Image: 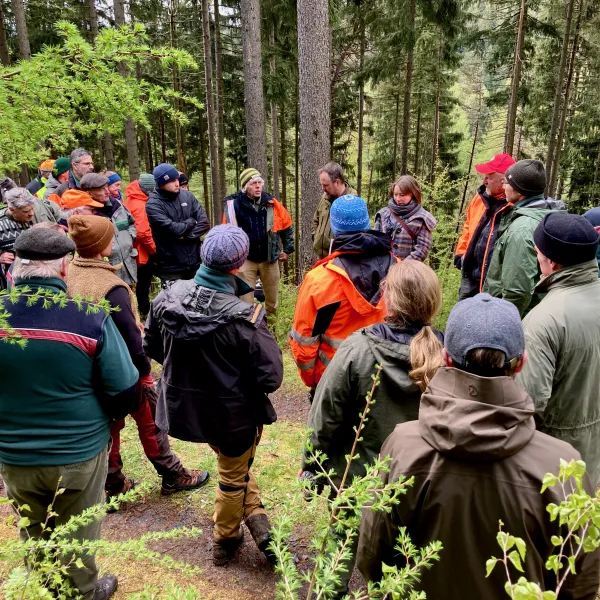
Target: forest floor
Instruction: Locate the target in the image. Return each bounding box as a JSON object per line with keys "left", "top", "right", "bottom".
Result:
{"left": 0, "top": 350, "right": 365, "bottom": 599}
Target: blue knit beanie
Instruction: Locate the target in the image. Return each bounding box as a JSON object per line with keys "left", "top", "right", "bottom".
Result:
{"left": 330, "top": 194, "right": 370, "bottom": 235}
{"left": 153, "top": 163, "right": 180, "bottom": 187}
{"left": 201, "top": 224, "right": 250, "bottom": 272}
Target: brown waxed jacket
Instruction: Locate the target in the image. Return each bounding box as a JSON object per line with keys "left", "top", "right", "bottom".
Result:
{"left": 357, "top": 367, "right": 600, "bottom": 600}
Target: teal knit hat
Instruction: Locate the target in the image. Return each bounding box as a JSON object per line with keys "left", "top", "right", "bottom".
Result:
{"left": 138, "top": 173, "right": 155, "bottom": 193}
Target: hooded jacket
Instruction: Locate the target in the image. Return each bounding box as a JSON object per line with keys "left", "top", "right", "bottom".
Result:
{"left": 125, "top": 180, "right": 156, "bottom": 266}
{"left": 290, "top": 230, "right": 396, "bottom": 389}
{"left": 146, "top": 188, "right": 210, "bottom": 276}
{"left": 518, "top": 259, "right": 600, "bottom": 487}
{"left": 357, "top": 367, "right": 599, "bottom": 600}
{"left": 303, "top": 323, "right": 442, "bottom": 486}
{"left": 42, "top": 173, "right": 62, "bottom": 202}
{"left": 483, "top": 195, "right": 566, "bottom": 315}
{"left": 143, "top": 267, "right": 283, "bottom": 445}
{"left": 312, "top": 183, "right": 357, "bottom": 260}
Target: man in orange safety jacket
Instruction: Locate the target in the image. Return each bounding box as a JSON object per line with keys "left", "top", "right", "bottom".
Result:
{"left": 290, "top": 195, "right": 396, "bottom": 397}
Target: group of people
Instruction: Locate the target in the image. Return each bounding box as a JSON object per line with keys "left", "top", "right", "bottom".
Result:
{"left": 0, "top": 148, "right": 599, "bottom": 600}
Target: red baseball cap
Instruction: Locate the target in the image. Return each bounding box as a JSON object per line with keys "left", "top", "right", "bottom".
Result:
{"left": 474, "top": 153, "right": 516, "bottom": 175}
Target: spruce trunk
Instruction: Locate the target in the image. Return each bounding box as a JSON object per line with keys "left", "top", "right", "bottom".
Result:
{"left": 10, "top": 0, "right": 30, "bottom": 59}
{"left": 213, "top": 0, "right": 227, "bottom": 196}
{"left": 400, "top": 0, "right": 415, "bottom": 175}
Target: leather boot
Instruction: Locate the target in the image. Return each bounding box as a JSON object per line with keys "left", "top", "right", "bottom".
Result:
{"left": 246, "top": 514, "right": 276, "bottom": 564}
{"left": 212, "top": 527, "right": 244, "bottom": 566}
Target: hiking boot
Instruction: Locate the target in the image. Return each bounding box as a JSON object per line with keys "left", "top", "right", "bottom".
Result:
{"left": 246, "top": 514, "right": 276, "bottom": 564}
{"left": 213, "top": 527, "right": 244, "bottom": 566}
{"left": 105, "top": 478, "right": 136, "bottom": 513}
{"left": 161, "top": 469, "right": 210, "bottom": 496}
{"left": 92, "top": 574, "right": 118, "bottom": 600}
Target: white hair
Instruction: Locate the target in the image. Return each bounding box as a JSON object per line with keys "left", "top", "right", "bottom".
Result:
{"left": 12, "top": 256, "right": 66, "bottom": 279}
{"left": 5, "top": 188, "right": 35, "bottom": 210}
{"left": 242, "top": 176, "right": 265, "bottom": 193}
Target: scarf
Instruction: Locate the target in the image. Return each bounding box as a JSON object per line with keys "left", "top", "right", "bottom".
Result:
{"left": 388, "top": 198, "right": 420, "bottom": 219}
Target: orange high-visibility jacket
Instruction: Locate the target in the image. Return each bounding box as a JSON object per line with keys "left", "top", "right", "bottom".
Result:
{"left": 290, "top": 251, "right": 397, "bottom": 389}
{"left": 455, "top": 192, "right": 486, "bottom": 258}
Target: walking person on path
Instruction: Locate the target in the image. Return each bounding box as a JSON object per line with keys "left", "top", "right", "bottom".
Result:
{"left": 144, "top": 224, "right": 283, "bottom": 566}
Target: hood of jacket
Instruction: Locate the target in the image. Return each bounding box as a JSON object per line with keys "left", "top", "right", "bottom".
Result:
{"left": 153, "top": 277, "right": 258, "bottom": 339}
{"left": 535, "top": 258, "right": 599, "bottom": 293}
{"left": 125, "top": 180, "right": 149, "bottom": 204}
{"left": 512, "top": 195, "right": 566, "bottom": 221}
{"left": 419, "top": 367, "right": 536, "bottom": 461}
{"left": 331, "top": 229, "right": 391, "bottom": 256}
{"left": 44, "top": 174, "right": 61, "bottom": 196}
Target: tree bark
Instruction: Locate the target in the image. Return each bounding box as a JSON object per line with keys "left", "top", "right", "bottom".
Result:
{"left": 143, "top": 128, "right": 153, "bottom": 173}
{"left": 159, "top": 112, "right": 167, "bottom": 163}
{"left": 104, "top": 131, "right": 116, "bottom": 170}
{"left": 200, "top": 0, "right": 222, "bottom": 223}
{"left": 88, "top": 0, "right": 99, "bottom": 40}
{"left": 213, "top": 0, "right": 227, "bottom": 196}
{"left": 269, "top": 25, "right": 280, "bottom": 198}
{"left": 198, "top": 109, "right": 211, "bottom": 221}
{"left": 0, "top": 4, "right": 10, "bottom": 65}
{"left": 280, "top": 103, "right": 287, "bottom": 208}
{"left": 169, "top": 0, "right": 186, "bottom": 174}
{"left": 504, "top": 0, "right": 526, "bottom": 156}
{"left": 414, "top": 101, "right": 421, "bottom": 175}
{"left": 400, "top": 0, "right": 415, "bottom": 175}
{"left": 241, "top": 0, "right": 268, "bottom": 178}
{"left": 392, "top": 91, "right": 400, "bottom": 178}
{"left": 10, "top": 0, "right": 30, "bottom": 59}
{"left": 356, "top": 14, "right": 365, "bottom": 195}
{"left": 294, "top": 77, "right": 300, "bottom": 281}
{"left": 548, "top": 0, "right": 579, "bottom": 197}
{"left": 429, "top": 41, "right": 443, "bottom": 183}
{"left": 297, "top": 0, "right": 331, "bottom": 272}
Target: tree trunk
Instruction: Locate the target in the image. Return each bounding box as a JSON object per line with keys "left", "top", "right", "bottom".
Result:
{"left": 280, "top": 103, "right": 287, "bottom": 207}
{"left": 159, "top": 112, "right": 167, "bottom": 163}
{"left": 269, "top": 26, "right": 280, "bottom": 198}
{"left": 429, "top": 42, "right": 442, "bottom": 183}
{"left": 504, "top": 0, "right": 526, "bottom": 156}
{"left": 392, "top": 91, "right": 400, "bottom": 178}
{"left": 169, "top": 0, "right": 186, "bottom": 173}
{"left": 294, "top": 78, "right": 300, "bottom": 281}
{"left": 10, "top": 0, "right": 30, "bottom": 59}
{"left": 297, "top": 0, "right": 331, "bottom": 273}
{"left": 0, "top": 4, "right": 10, "bottom": 65}
{"left": 198, "top": 109, "right": 211, "bottom": 220}
{"left": 549, "top": 0, "right": 580, "bottom": 197}
{"left": 367, "top": 163, "right": 373, "bottom": 206}
{"left": 400, "top": 0, "right": 415, "bottom": 175}
{"left": 545, "top": 0, "right": 575, "bottom": 191}
{"left": 455, "top": 115, "right": 479, "bottom": 241}
{"left": 240, "top": 0, "right": 268, "bottom": 178}
{"left": 413, "top": 101, "right": 421, "bottom": 175}
{"left": 213, "top": 0, "right": 227, "bottom": 196}
{"left": 88, "top": 0, "right": 99, "bottom": 40}
{"left": 356, "top": 14, "right": 365, "bottom": 195}
{"left": 200, "top": 0, "right": 222, "bottom": 223}
{"left": 591, "top": 145, "right": 600, "bottom": 203}
{"left": 142, "top": 128, "right": 153, "bottom": 173}
{"left": 104, "top": 132, "right": 116, "bottom": 170}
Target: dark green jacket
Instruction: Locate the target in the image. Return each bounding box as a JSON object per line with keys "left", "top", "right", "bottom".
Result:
{"left": 483, "top": 195, "right": 566, "bottom": 316}
{"left": 517, "top": 259, "right": 600, "bottom": 486}
{"left": 303, "top": 323, "right": 441, "bottom": 487}
{"left": 0, "top": 278, "right": 138, "bottom": 466}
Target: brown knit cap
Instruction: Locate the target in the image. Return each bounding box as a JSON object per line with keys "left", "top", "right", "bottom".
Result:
{"left": 68, "top": 215, "right": 114, "bottom": 258}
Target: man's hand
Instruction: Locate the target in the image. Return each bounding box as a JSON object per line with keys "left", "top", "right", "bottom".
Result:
{"left": 183, "top": 217, "right": 197, "bottom": 233}
{"left": 278, "top": 251, "right": 288, "bottom": 262}
{"left": 0, "top": 252, "right": 14, "bottom": 265}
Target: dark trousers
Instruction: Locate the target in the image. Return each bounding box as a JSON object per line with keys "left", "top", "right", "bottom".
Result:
{"left": 458, "top": 274, "right": 480, "bottom": 301}
{"left": 136, "top": 261, "right": 154, "bottom": 318}
{"left": 106, "top": 385, "right": 183, "bottom": 493}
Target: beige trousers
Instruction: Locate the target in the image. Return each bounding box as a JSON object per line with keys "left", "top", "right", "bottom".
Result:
{"left": 238, "top": 259, "right": 281, "bottom": 316}
{"left": 210, "top": 429, "right": 266, "bottom": 541}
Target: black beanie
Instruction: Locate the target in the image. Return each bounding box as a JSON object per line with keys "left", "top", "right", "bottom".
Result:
{"left": 534, "top": 213, "right": 599, "bottom": 267}
{"left": 505, "top": 159, "right": 546, "bottom": 197}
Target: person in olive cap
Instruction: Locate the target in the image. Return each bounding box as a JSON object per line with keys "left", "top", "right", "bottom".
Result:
{"left": 517, "top": 212, "right": 600, "bottom": 487}
{"left": 357, "top": 293, "right": 599, "bottom": 600}
{"left": 146, "top": 163, "right": 210, "bottom": 284}
{"left": 144, "top": 224, "right": 283, "bottom": 567}
{"left": 483, "top": 159, "right": 566, "bottom": 316}
{"left": 0, "top": 227, "right": 139, "bottom": 600}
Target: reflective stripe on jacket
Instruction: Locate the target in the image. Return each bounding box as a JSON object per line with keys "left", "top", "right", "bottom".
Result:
{"left": 290, "top": 232, "right": 397, "bottom": 388}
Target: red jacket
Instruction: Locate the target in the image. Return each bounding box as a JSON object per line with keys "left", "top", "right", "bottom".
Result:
{"left": 125, "top": 180, "right": 156, "bottom": 266}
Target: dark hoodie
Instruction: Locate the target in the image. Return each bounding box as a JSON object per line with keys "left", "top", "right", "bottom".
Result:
{"left": 143, "top": 266, "right": 283, "bottom": 446}
{"left": 357, "top": 367, "right": 599, "bottom": 600}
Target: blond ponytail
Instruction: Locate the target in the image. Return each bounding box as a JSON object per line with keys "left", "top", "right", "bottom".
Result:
{"left": 383, "top": 260, "right": 444, "bottom": 391}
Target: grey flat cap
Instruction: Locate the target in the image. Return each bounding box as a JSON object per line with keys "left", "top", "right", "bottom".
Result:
{"left": 14, "top": 228, "right": 75, "bottom": 260}
{"left": 80, "top": 173, "right": 109, "bottom": 190}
